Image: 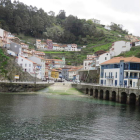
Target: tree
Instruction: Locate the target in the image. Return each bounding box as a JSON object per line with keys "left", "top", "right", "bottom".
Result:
{"left": 14, "top": 15, "right": 23, "bottom": 34}
{"left": 57, "top": 10, "right": 66, "bottom": 19}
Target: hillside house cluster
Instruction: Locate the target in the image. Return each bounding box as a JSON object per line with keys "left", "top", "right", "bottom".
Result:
{"left": 61, "top": 66, "right": 83, "bottom": 81}
{"left": 36, "top": 39, "right": 81, "bottom": 51}
{"left": 83, "top": 41, "right": 131, "bottom": 71}
{"left": 0, "top": 28, "right": 68, "bottom": 81}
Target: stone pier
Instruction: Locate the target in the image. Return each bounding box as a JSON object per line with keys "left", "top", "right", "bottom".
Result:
{"left": 72, "top": 84, "right": 140, "bottom": 106}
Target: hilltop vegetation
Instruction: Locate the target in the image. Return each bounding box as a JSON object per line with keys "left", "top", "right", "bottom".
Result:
{"left": 0, "top": 0, "right": 131, "bottom": 65}
{"left": 0, "top": 0, "right": 128, "bottom": 46}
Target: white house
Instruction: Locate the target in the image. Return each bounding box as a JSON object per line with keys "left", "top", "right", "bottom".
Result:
{"left": 67, "top": 44, "right": 72, "bottom": 51}
{"left": 36, "top": 39, "right": 42, "bottom": 49}
{"left": 68, "top": 66, "right": 83, "bottom": 80}
{"left": 28, "top": 56, "right": 46, "bottom": 80}
{"left": 95, "top": 52, "right": 111, "bottom": 67}
{"left": 53, "top": 44, "right": 59, "bottom": 50}
{"left": 135, "top": 41, "right": 140, "bottom": 46}
{"left": 100, "top": 56, "right": 140, "bottom": 88}
{"left": 104, "top": 25, "right": 111, "bottom": 30}
{"left": 109, "top": 41, "right": 131, "bottom": 58}
{"left": 21, "top": 43, "right": 29, "bottom": 49}
{"left": 16, "top": 56, "right": 37, "bottom": 77}
{"left": 83, "top": 59, "right": 95, "bottom": 70}
{"left": 91, "top": 19, "right": 100, "bottom": 24}
{"left": 7, "top": 50, "right": 16, "bottom": 56}
{"left": 71, "top": 44, "right": 77, "bottom": 51}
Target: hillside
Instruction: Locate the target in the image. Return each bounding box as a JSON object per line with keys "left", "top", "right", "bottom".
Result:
{"left": 0, "top": 0, "right": 128, "bottom": 45}
{"left": 0, "top": 0, "right": 131, "bottom": 65}
{"left": 0, "top": 47, "right": 41, "bottom": 81}
{"left": 118, "top": 46, "right": 140, "bottom": 58}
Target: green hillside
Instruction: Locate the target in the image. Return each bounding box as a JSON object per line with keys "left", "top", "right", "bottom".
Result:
{"left": 0, "top": 0, "right": 130, "bottom": 65}
{"left": 119, "top": 46, "right": 140, "bottom": 58}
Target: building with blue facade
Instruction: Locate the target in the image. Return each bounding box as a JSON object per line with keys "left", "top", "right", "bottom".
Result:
{"left": 100, "top": 57, "right": 140, "bottom": 88}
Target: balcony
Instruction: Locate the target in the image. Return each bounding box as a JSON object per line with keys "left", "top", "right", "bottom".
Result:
{"left": 106, "top": 76, "right": 114, "bottom": 79}
{"left": 124, "top": 76, "right": 139, "bottom": 79}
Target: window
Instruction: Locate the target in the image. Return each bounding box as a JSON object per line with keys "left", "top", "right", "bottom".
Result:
{"left": 116, "top": 72, "right": 117, "bottom": 78}
{"left": 105, "top": 57, "right": 107, "bottom": 60}
{"left": 25, "top": 64, "right": 27, "bottom": 67}
{"left": 21, "top": 59, "right": 23, "bottom": 61}
{"left": 29, "top": 64, "right": 31, "bottom": 67}
{"left": 105, "top": 72, "right": 106, "bottom": 78}
{"left": 122, "top": 46, "right": 126, "bottom": 48}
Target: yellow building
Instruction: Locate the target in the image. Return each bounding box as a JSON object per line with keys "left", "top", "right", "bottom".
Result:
{"left": 51, "top": 69, "right": 59, "bottom": 79}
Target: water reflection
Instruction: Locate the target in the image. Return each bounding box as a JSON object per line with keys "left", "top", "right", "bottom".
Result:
{"left": 0, "top": 94, "right": 140, "bottom": 140}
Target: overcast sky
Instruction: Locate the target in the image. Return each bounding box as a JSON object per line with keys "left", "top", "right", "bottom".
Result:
{"left": 12, "top": 0, "right": 140, "bottom": 36}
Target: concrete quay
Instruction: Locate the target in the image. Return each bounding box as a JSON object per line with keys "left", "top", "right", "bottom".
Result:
{"left": 72, "top": 83, "right": 140, "bottom": 105}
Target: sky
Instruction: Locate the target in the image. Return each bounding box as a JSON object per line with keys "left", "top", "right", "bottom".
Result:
{"left": 12, "top": 0, "right": 140, "bottom": 36}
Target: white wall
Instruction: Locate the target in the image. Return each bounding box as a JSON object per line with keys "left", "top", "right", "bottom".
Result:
{"left": 83, "top": 60, "right": 93, "bottom": 70}
{"left": 100, "top": 68, "right": 120, "bottom": 86}
{"left": 104, "top": 26, "right": 111, "bottom": 30}
{"left": 17, "top": 56, "right": 34, "bottom": 74}
{"left": 135, "top": 42, "right": 140, "bottom": 46}
{"left": 0, "top": 28, "right": 4, "bottom": 39}
{"left": 28, "top": 56, "right": 45, "bottom": 79}
{"left": 7, "top": 50, "right": 16, "bottom": 56}
{"left": 96, "top": 53, "right": 111, "bottom": 67}
{"left": 110, "top": 41, "right": 131, "bottom": 57}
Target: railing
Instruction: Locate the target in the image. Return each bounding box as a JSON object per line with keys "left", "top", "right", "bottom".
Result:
{"left": 124, "top": 76, "right": 139, "bottom": 79}
{"left": 106, "top": 76, "right": 114, "bottom": 79}
{"left": 0, "top": 80, "right": 54, "bottom": 84}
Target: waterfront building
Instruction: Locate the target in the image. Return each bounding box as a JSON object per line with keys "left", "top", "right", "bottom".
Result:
{"left": 51, "top": 69, "right": 59, "bottom": 79}
{"left": 28, "top": 56, "right": 46, "bottom": 80}
{"left": 100, "top": 56, "right": 140, "bottom": 88}
{"left": 16, "top": 56, "right": 42, "bottom": 79}
{"left": 68, "top": 66, "right": 83, "bottom": 81}
{"left": 62, "top": 66, "right": 73, "bottom": 80}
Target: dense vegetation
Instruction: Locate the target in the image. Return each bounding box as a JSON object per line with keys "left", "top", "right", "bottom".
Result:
{"left": 119, "top": 46, "right": 140, "bottom": 58}
{"left": 0, "top": 48, "right": 9, "bottom": 78}
{"left": 0, "top": 0, "right": 128, "bottom": 45}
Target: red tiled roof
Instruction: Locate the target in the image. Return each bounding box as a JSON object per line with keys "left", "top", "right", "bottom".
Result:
{"left": 101, "top": 56, "right": 140, "bottom": 65}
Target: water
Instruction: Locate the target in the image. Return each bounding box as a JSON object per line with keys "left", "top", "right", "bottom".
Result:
{"left": 0, "top": 92, "right": 140, "bottom": 140}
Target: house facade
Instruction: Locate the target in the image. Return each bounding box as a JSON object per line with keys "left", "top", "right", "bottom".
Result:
{"left": 46, "top": 39, "right": 53, "bottom": 50}
{"left": 104, "top": 25, "right": 111, "bottom": 30}
{"left": 95, "top": 52, "right": 111, "bottom": 67}
{"left": 109, "top": 41, "right": 131, "bottom": 58}
{"left": 100, "top": 57, "right": 140, "bottom": 88}
{"left": 135, "top": 41, "right": 140, "bottom": 46}
{"left": 28, "top": 56, "right": 46, "bottom": 80}
{"left": 68, "top": 66, "right": 83, "bottom": 80}
{"left": 62, "top": 67, "right": 71, "bottom": 80}
{"left": 6, "top": 42, "right": 22, "bottom": 56}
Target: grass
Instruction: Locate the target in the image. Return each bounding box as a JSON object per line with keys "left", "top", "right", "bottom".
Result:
{"left": 118, "top": 46, "right": 140, "bottom": 57}
{"left": 93, "top": 43, "right": 112, "bottom": 52}
{"left": 44, "top": 51, "right": 66, "bottom": 54}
